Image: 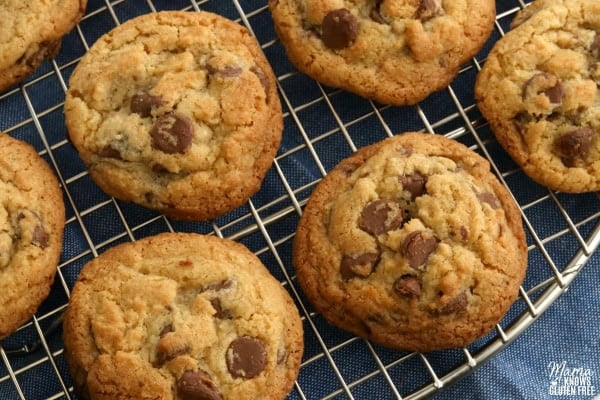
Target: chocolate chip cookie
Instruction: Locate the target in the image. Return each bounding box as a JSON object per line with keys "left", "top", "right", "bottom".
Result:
{"left": 0, "top": 0, "right": 87, "bottom": 92}
{"left": 269, "top": 0, "right": 495, "bottom": 105}
{"left": 293, "top": 132, "right": 527, "bottom": 351}
{"left": 475, "top": 0, "right": 600, "bottom": 192}
{"left": 65, "top": 11, "right": 282, "bottom": 220}
{"left": 62, "top": 232, "right": 303, "bottom": 400}
{"left": 0, "top": 133, "right": 65, "bottom": 339}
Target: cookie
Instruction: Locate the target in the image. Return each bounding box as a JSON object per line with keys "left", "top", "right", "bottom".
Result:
{"left": 0, "top": 133, "right": 65, "bottom": 339}
{"left": 268, "top": 0, "right": 495, "bottom": 105}
{"left": 65, "top": 11, "right": 283, "bottom": 220}
{"left": 293, "top": 132, "right": 527, "bottom": 351}
{"left": 62, "top": 232, "right": 303, "bottom": 400}
{"left": 475, "top": 0, "right": 600, "bottom": 192}
{"left": 0, "top": 0, "right": 87, "bottom": 92}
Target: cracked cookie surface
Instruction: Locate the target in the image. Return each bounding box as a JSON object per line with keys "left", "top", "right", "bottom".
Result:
{"left": 65, "top": 11, "right": 282, "bottom": 220}
{"left": 475, "top": 0, "right": 600, "bottom": 192}
{"left": 62, "top": 232, "right": 303, "bottom": 400}
{"left": 293, "top": 132, "right": 527, "bottom": 351}
{"left": 0, "top": 133, "right": 65, "bottom": 339}
{"left": 269, "top": 0, "right": 495, "bottom": 105}
{"left": 0, "top": 0, "right": 86, "bottom": 92}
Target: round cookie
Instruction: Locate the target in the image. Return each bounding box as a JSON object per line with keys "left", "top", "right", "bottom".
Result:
{"left": 62, "top": 232, "right": 303, "bottom": 400}
{"left": 268, "top": 0, "right": 495, "bottom": 105}
{"left": 65, "top": 11, "right": 283, "bottom": 220}
{"left": 0, "top": 0, "right": 87, "bottom": 92}
{"left": 475, "top": 0, "right": 600, "bottom": 192}
{"left": 0, "top": 133, "right": 65, "bottom": 339}
{"left": 293, "top": 132, "right": 527, "bottom": 351}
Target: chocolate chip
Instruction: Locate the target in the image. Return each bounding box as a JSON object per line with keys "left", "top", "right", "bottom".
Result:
{"left": 393, "top": 275, "right": 422, "bottom": 297}
{"left": 402, "top": 231, "right": 438, "bottom": 269}
{"left": 369, "top": 1, "right": 386, "bottom": 24}
{"left": 554, "top": 128, "right": 594, "bottom": 166}
{"left": 591, "top": 33, "right": 600, "bottom": 57}
{"left": 159, "top": 324, "right": 173, "bottom": 337}
{"left": 210, "top": 298, "right": 232, "bottom": 319}
{"left": 399, "top": 172, "right": 427, "bottom": 199}
{"left": 522, "top": 73, "right": 564, "bottom": 104}
{"left": 226, "top": 336, "right": 267, "bottom": 379}
{"left": 459, "top": 226, "right": 468, "bottom": 240}
{"left": 438, "top": 291, "right": 468, "bottom": 314}
{"left": 513, "top": 111, "right": 533, "bottom": 134}
{"left": 359, "top": 199, "right": 404, "bottom": 236}
{"left": 202, "top": 279, "right": 234, "bottom": 292}
{"left": 156, "top": 342, "right": 191, "bottom": 366}
{"left": 321, "top": 9, "right": 359, "bottom": 50}
{"left": 98, "top": 145, "right": 122, "bottom": 159}
{"left": 416, "top": 0, "right": 443, "bottom": 20}
{"left": 150, "top": 112, "right": 194, "bottom": 154}
{"left": 340, "top": 252, "right": 379, "bottom": 280}
{"left": 250, "top": 66, "right": 271, "bottom": 102}
{"left": 476, "top": 192, "right": 501, "bottom": 210}
{"left": 207, "top": 64, "right": 243, "bottom": 78}
{"left": 177, "top": 370, "right": 222, "bottom": 400}
{"left": 32, "top": 224, "right": 49, "bottom": 249}
{"left": 130, "top": 92, "right": 163, "bottom": 118}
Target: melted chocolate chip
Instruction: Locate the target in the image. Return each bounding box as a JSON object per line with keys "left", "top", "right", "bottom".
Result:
{"left": 156, "top": 342, "right": 191, "bottom": 366}
{"left": 150, "top": 112, "right": 194, "bottom": 154}
{"left": 591, "top": 33, "right": 600, "bottom": 57}
{"left": 476, "top": 192, "right": 501, "bottom": 210}
{"left": 226, "top": 336, "right": 267, "bottom": 379}
{"left": 359, "top": 199, "right": 404, "bottom": 236}
{"left": 321, "top": 9, "right": 359, "bottom": 50}
{"left": 98, "top": 145, "right": 122, "bottom": 159}
{"left": 177, "top": 370, "right": 222, "bottom": 400}
{"left": 402, "top": 231, "right": 438, "bottom": 269}
{"left": 393, "top": 275, "right": 422, "bottom": 297}
{"left": 130, "top": 92, "right": 163, "bottom": 118}
{"left": 554, "top": 128, "right": 594, "bottom": 166}
{"left": 207, "top": 64, "right": 243, "bottom": 78}
{"left": 32, "top": 224, "right": 49, "bottom": 249}
{"left": 416, "top": 0, "right": 443, "bottom": 20}
{"left": 369, "top": 1, "right": 386, "bottom": 24}
{"left": 202, "top": 279, "right": 234, "bottom": 292}
{"left": 438, "top": 291, "right": 468, "bottom": 314}
{"left": 522, "top": 73, "right": 564, "bottom": 104}
{"left": 399, "top": 172, "right": 427, "bottom": 199}
{"left": 340, "top": 252, "right": 380, "bottom": 280}
{"left": 210, "top": 298, "right": 232, "bottom": 319}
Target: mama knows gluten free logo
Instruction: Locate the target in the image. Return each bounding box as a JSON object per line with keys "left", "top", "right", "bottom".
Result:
{"left": 548, "top": 361, "right": 596, "bottom": 397}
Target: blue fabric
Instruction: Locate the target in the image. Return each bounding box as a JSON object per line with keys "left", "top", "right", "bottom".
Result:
{"left": 0, "top": 0, "right": 599, "bottom": 399}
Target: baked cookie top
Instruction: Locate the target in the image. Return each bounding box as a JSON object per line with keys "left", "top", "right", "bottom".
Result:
{"left": 63, "top": 233, "right": 303, "bottom": 400}
{"left": 293, "top": 133, "right": 527, "bottom": 351}
{"left": 0, "top": 133, "right": 65, "bottom": 339}
{"left": 475, "top": 0, "right": 600, "bottom": 192}
{"left": 269, "top": 0, "right": 495, "bottom": 105}
{"left": 65, "top": 11, "right": 282, "bottom": 220}
{"left": 0, "top": 0, "right": 86, "bottom": 92}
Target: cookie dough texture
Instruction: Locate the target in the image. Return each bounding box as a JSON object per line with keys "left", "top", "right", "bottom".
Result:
{"left": 293, "top": 132, "right": 527, "bottom": 351}
{"left": 63, "top": 232, "right": 303, "bottom": 400}
{"left": 65, "top": 11, "right": 283, "bottom": 220}
{"left": 475, "top": 0, "right": 600, "bottom": 192}
{"left": 0, "top": 0, "right": 86, "bottom": 92}
{"left": 269, "top": 0, "right": 495, "bottom": 105}
{"left": 0, "top": 133, "right": 65, "bottom": 339}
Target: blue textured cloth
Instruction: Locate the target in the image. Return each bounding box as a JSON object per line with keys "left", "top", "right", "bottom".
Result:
{"left": 0, "top": 0, "right": 599, "bottom": 399}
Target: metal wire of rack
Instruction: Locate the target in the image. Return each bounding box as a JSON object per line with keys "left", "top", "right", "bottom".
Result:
{"left": 0, "top": 0, "right": 599, "bottom": 399}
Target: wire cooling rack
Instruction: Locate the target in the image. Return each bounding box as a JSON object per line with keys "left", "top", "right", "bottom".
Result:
{"left": 1, "top": 0, "right": 599, "bottom": 399}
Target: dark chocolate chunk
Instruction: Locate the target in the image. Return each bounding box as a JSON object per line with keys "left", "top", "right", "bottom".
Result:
{"left": 150, "top": 112, "right": 194, "bottom": 154}
{"left": 32, "top": 224, "right": 49, "bottom": 249}
{"left": 522, "top": 73, "right": 564, "bottom": 104}
{"left": 321, "top": 9, "right": 359, "bottom": 50}
{"left": 369, "top": 1, "right": 386, "bottom": 24}
{"left": 207, "top": 63, "right": 243, "bottom": 78}
{"left": 402, "top": 231, "right": 438, "bottom": 269}
{"left": 226, "top": 336, "right": 267, "bottom": 379}
{"left": 130, "top": 92, "right": 163, "bottom": 118}
{"left": 554, "top": 128, "right": 594, "bottom": 166}
{"left": 177, "top": 370, "right": 222, "bottom": 400}
{"left": 98, "top": 145, "right": 122, "bottom": 159}
{"left": 416, "top": 0, "right": 443, "bottom": 20}
{"left": 399, "top": 172, "right": 427, "bottom": 199}
{"left": 393, "top": 275, "right": 422, "bottom": 297}
{"left": 359, "top": 199, "right": 404, "bottom": 235}
{"left": 438, "top": 291, "right": 468, "bottom": 314}
{"left": 210, "top": 298, "right": 232, "bottom": 319}
{"left": 340, "top": 252, "right": 380, "bottom": 280}
{"left": 476, "top": 192, "right": 501, "bottom": 210}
